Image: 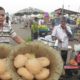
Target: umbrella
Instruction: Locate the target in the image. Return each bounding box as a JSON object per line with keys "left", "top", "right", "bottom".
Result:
{"left": 14, "top": 7, "right": 44, "bottom": 16}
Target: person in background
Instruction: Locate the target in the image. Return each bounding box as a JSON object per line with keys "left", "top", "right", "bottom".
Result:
{"left": 38, "top": 18, "right": 44, "bottom": 25}
{"left": 50, "top": 18, "right": 55, "bottom": 31}
{"left": 0, "top": 6, "right": 25, "bottom": 44}
{"left": 52, "top": 16, "right": 73, "bottom": 79}
{"left": 76, "top": 16, "right": 80, "bottom": 28}
{"left": 31, "top": 17, "right": 39, "bottom": 40}
{"left": 5, "top": 12, "right": 12, "bottom": 27}
{"left": 6, "top": 13, "right": 9, "bottom": 24}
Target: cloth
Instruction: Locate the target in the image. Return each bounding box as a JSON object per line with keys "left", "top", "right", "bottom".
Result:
{"left": 45, "top": 35, "right": 53, "bottom": 42}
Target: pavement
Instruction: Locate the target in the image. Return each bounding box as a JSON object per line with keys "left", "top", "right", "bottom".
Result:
{"left": 10, "top": 23, "right": 31, "bottom": 45}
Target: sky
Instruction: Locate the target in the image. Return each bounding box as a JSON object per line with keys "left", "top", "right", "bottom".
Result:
{"left": 0, "top": 0, "right": 80, "bottom": 14}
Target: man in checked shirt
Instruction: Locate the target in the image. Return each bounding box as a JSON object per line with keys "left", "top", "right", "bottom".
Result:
{"left": 0, "top": 6, "right": 25, "bottom": 44}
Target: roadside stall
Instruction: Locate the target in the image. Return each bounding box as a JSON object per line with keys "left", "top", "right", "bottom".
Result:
{"left": 38, "top": 24, "right": 49, "bottom": 37}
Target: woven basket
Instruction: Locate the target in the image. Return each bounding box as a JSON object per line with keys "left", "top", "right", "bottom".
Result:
{"left": 0, "top": 43, "right": 12, "bottom": 59}
{"left": 0, "top": 43, "right": 12, "bottom": 80}
{"left": 8, "top": 41, "right": 63, "bottom": 80}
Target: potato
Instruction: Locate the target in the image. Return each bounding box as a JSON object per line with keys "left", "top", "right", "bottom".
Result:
{"left": 37, "top": 57, "right": 50, "bottom": 67}
{"left": 0, "top": 71, "right": 11, "bottom": 80}
{"left": 35, "top": 68, "right": 50, "bottom": 80}
{"left": 25, "top": 53, "right": 35, "bottom": 59}
{"left": 14, "top": 54, "right": 27, "bottom": 68}
{"left": 17, "top": 67, "right": 34, "bottom": 80}
{"left": 0, "top": 59, "right": 6, "bottom": 74}
{"left": 25, "top": 58, "right": 42, "bottom": 75}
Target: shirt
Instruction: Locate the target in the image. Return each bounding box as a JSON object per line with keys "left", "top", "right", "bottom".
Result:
{"left": 0, "top": 25, "right": 16, "bottom": 43}
{"left": 52, "top": 24, "right": 72, "bottom": 49}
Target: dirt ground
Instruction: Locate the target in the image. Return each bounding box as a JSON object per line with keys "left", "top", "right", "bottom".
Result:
{"left": 10, "top": 23, "right": 31, "bottom": 45}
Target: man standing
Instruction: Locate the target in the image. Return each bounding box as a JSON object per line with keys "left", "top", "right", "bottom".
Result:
{"left": 52, "top": 16, "right": 73, "bottom": 64}
{"left": 52, "top": 16, "right": 73, "bottom": 78}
